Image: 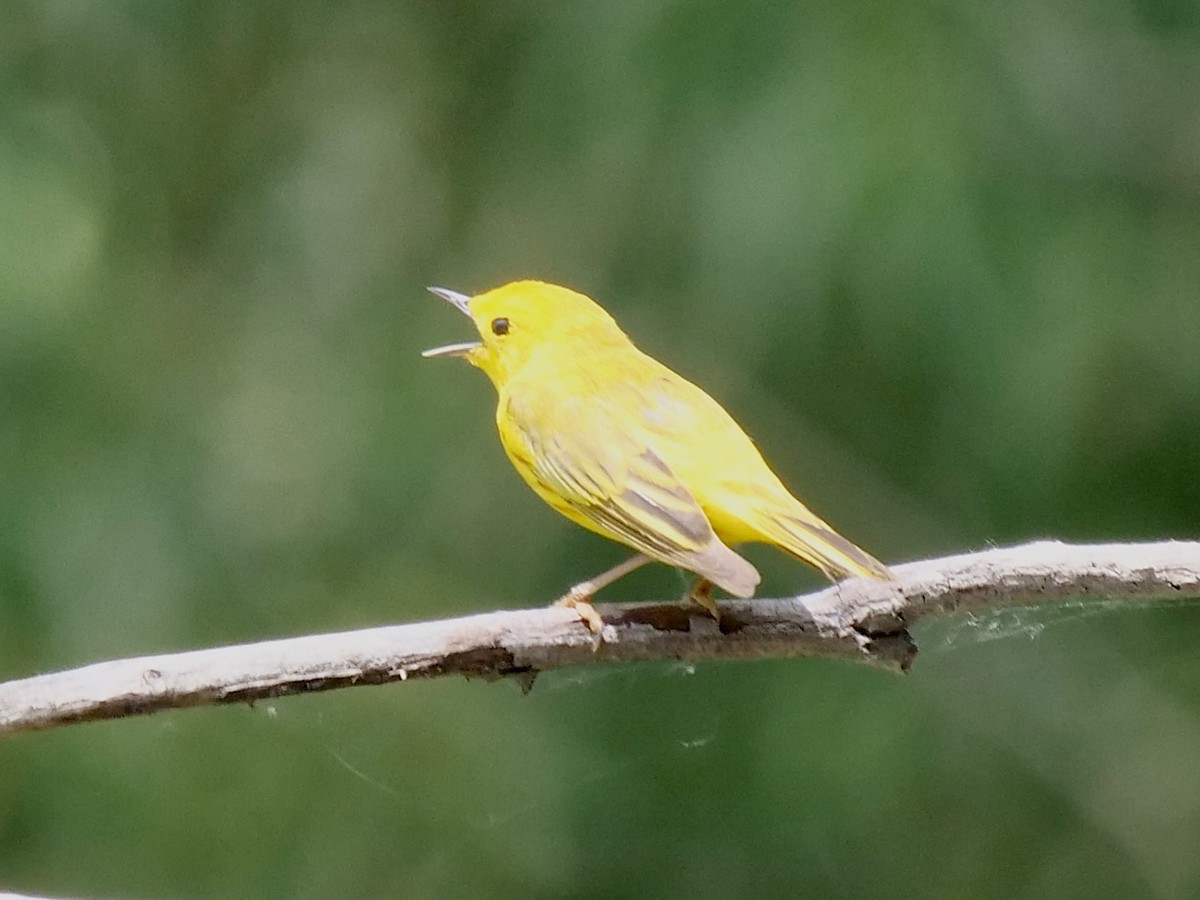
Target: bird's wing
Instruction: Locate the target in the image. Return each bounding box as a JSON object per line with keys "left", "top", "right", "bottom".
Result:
{"left": 506, "top": 392, "right": 760, "bottom": 597}
{"left": 622, "top": 367, "right": 893, "bottom": 583}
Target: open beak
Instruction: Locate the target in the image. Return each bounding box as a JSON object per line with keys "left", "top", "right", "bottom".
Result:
{"left": 422, "top": 286, "right": 481, "bottom": 358}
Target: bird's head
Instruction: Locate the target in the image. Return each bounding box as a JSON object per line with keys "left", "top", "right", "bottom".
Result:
{"left": 422, "top": 280, "right": 628, "bottom": 386}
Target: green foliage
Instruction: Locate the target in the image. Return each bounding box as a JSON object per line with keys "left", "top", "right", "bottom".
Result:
{"left": 2, "top": 1, "right": 1199, "bottom": 896}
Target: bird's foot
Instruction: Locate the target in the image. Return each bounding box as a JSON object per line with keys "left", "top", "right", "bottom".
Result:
{"left": 553, "top": 586, "right": 605, "bottom": 647}
{"left": 681, "top": 578, "right": 721, "bottom": 624}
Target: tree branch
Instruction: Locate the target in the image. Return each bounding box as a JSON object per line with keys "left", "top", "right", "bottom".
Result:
{"left": 2, "top": 540, "right": 1198, "bottom": 735}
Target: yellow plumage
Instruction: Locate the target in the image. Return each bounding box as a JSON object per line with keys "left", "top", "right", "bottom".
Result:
{"left": 424, "top": 280, "right": 890, "bottom": 618}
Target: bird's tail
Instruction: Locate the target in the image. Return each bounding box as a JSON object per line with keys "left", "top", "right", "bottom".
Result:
{"left": 737, "top": 494, "right": 891, "bottom": 582}
{"left": 770, "top": 515, "right": 891, "bottom": 581}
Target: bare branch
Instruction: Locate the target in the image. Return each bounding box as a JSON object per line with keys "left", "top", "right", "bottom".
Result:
{"left": 2, "top": 540, "right": 1199, "bottom": 735}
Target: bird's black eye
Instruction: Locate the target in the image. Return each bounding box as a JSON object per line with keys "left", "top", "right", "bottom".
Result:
{"left": 491, "top": 317, "right": 510, "bottom": 336}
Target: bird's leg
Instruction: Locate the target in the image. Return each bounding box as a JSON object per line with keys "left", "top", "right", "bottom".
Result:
{"left": 682, "top": 578, "right": 720, "bottom": 623}
{"left": 555, "top": 553, "right": 651, "bottom": 634}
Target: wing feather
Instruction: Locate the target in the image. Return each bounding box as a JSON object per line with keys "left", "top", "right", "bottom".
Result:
{"left": 506, "top": 393, "right": 760, "bottom": 597}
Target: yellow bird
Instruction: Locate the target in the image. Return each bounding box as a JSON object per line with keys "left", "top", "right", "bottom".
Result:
{"left": 423, "top": 280, "right": 891, "bottom": 631}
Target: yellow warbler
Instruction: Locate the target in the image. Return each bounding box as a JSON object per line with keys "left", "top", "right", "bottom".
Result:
{"left": 423, "top": 280, "right": 890, "bottom": 630}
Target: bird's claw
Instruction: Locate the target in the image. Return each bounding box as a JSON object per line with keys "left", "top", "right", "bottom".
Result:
{"left": 681, "top": 578, "right": 721, "bottom": 623}
{"left": 553, "top": 590, "right": 605, "bottom": 649}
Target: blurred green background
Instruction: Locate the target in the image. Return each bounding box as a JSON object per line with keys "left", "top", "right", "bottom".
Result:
{"left": 2, "top": 1, "right": 1200, "bottom": 897}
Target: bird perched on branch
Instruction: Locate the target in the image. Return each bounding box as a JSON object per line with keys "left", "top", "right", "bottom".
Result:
{"left": 423, "top": 280, "right": 891, "bottom": 633}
